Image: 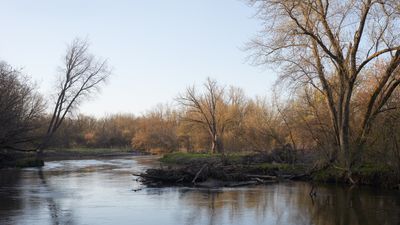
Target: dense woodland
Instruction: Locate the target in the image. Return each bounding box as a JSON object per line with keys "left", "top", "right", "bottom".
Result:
{"left": 1, "top": 0, "right": 400, "bottom": 181}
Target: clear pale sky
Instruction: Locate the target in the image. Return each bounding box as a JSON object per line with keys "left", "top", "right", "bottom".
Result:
{"left": 0, "top": 0, "right": 277, "bottom": 117}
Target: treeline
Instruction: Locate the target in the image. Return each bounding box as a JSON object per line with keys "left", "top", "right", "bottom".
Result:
{"left": 44, "top": 79, "right": 293, "bottom": 154}
{"left": 41, "top": 77, "right": 400, "bottom": 175}
{"left": 1, "top": 0, "right": 400, "bottom": 179}
{"left": 2, "top": 59, "right": 400, "bottom": 177}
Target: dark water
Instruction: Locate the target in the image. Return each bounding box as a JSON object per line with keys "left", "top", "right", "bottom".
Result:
{"left": 0, "top": 156, "right": 399, "bottom": 225}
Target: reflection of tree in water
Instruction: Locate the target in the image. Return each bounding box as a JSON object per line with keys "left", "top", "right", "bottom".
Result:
{"left": 175, "top": 188, "right": 282, "bottom": 225}
{"left": 0, "top": 170, "right": 23, "bottom": 213}
{"left": 0, "top": 169, "right": 76, "bottom": 224}
{"left": 37, "top": 169, "right": 76, "bottom": 225}
{"left": 295, "top": 184, "right": 400, "bottom": 225}
{"left": 161, "top": 183, "right": 400, "bottom": 225}
{"left": 286, "top": 183, "right": 400, "bottom": 225}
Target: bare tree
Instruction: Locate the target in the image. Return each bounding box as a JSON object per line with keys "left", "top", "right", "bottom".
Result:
{"left": 0, "top": 62, "right": 44, "bottom": 151}
{"left": 38, "top": 38, "right": 111, "bottom": 153}
{"left": 247, "top": 0, "right": 400, "bottom": 175}
{"left": 177, "top": 78, "right": 229, "bottom": 154}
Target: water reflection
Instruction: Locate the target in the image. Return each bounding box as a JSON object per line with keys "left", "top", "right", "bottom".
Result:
{"left": 0, "top": 156, "right": 399, "bottom": 225}
{"left": 37, "top": 169, "right": 76, "bottom": 225}
{"left": 143, "top": 184, "right": 400, "bottom": 225}
{"left": 0, "top": 169, "right": 23, "bottom": 223}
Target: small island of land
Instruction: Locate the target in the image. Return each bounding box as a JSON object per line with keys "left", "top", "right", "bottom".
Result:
{"left": 134, "top": 152, "right": 400, "bottom": 189}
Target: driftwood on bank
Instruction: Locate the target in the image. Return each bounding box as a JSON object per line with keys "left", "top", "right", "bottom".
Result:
{"left": 192, "top": 164, "right": 208, "bottom": 184}
{"left": 132, "top": 159, "right": 310, "bottom": 188}
{"left": 246, "top": 174, "right": 277, "bottom": 180}
{"left": 131, "top": 172, "right": 178, "bottom": 182}
{"left": 132, "top": 171, "right": 276, "bottom": 188}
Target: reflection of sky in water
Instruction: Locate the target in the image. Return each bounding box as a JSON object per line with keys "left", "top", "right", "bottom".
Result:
{"left": 0, "top": 156, "right": 399, "bottom": 225}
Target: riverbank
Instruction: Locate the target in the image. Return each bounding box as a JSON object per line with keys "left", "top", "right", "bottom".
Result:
{"left": 135, "top": 152, "right": 400, "bottom": 189}
{"left": 0, "top": 148, "right": 145, "bottom": 168}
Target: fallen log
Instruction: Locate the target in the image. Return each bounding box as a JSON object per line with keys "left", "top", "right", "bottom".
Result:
{"left": 246, "top": 174, "right": 277, "bottom": 180}
{"left": 279, "top": 175, "right": 293, "bottom": 179}
{"left": 287, "top": 173, "right": 309, "bottom": 180}
{"left": 176, "top": 177, "right": 185, "bottom": 183}
{"left": 225, "top": 181, "right": 258, "bottom": 187}
{"left": 192, "top": 164, "right": 208, "bottom": 184}
{"left": 250, "top": 177, "right": 279, "bottom": 184}
{"left": 132, "top": 172, "right": 183, "bottom": 182}
{"left": 251, "top": 177, "right": 265, "bottom": 183}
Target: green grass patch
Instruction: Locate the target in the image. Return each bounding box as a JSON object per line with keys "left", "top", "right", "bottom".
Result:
{"left": 311, "top": 164, "right": 398, "bottom": 186}
{"left": 356, "top": 164, "right": 391, "bottom": 174}
{"left": 354, "top": 164, "right": 395, "bottom": 186}
{"left": 312, "top": 167, "right": 343, "bottom": 182}
{"left": 159, "top": 152, "right": 252, "bottom": 164}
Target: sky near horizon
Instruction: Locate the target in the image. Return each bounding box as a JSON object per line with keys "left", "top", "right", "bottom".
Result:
{"left": 0, "top": 0, "right": 277, "bottom": 117}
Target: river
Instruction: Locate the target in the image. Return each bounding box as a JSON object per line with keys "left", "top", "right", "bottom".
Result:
{"left": 0, "top": 156, "right": 399, "bottom": 225}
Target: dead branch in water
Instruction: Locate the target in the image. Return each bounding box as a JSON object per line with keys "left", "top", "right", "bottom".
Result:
{"left": 192, "top": 164, "right": 208, "bottom": 184}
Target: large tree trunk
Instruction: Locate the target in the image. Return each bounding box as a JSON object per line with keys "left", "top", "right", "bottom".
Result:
{"left": 339, "top": 125, "right": 351, "bottom": 169}
{"left": 210, "top": 137, "right": 216, "bottom": 154}
{"left": 210, "top": 133, "right": 224, "bottom": 154}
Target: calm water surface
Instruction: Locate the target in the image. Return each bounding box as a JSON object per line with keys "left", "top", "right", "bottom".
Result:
{"left": 0, "top": 156, "right": 399, "bottom": 225}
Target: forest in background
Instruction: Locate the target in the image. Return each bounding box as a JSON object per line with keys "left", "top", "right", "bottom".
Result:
{"left": 1, "top": 0, "right": 400, "bottom": 184}
{"left": 3, "top": 72, "right": 400, "bottom": 174}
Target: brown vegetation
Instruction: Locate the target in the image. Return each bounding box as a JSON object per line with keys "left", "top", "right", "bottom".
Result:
{"left": 1, "top": 1, "right": 400, "bottom": 187}
{"left": 246, "top": 0, "right": 400, "bottom": 181}
{"left": 0, "top": 62, "right": 44, "bottom": 152}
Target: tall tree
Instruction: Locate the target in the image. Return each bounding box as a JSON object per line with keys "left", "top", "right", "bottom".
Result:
{"left": 247, "top": 0, "right": 400, "bottom": 174}
{"left": 177, "top": 78, "right": 229, "bottom": 154}
{"left": 39, "top": 38, "right": 111, "bottom": 153}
